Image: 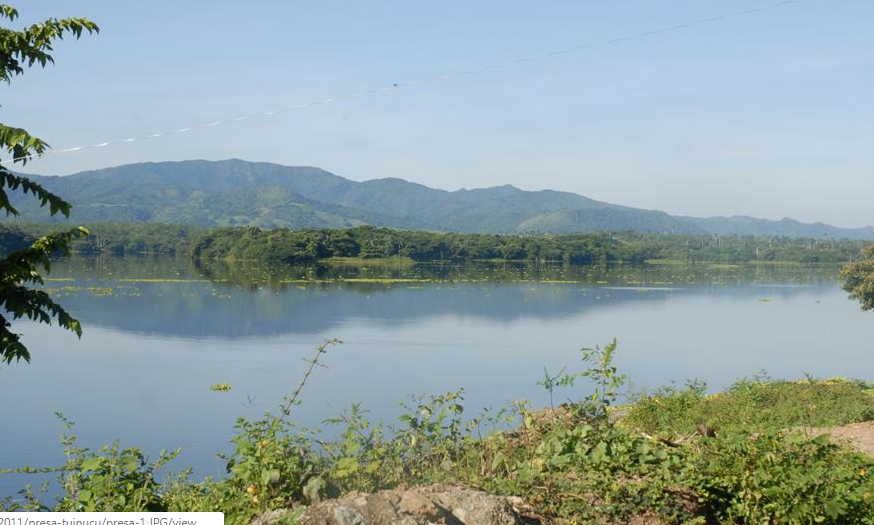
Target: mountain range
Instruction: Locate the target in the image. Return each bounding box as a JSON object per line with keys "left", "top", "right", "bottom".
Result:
{"left": 10, "top": 159, "right": 874, "bottom": 239}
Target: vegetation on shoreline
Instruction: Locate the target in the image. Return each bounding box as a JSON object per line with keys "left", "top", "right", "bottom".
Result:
{"left": 2, "top": 223, "right": 869, "bottom": 266}
{"left": 0, "top": 223, "right": 199, "bottom": 258}
{"left": 189, "top": 226, "right": 646, "bottom": 265}
{"left": 625, "top": 376, "right": 874, "bottom": 436}
{"left": 188, "top": 226, "right": 874, "bottom": 266}
{"left": 3, "top": 341, "right": 874, "bottom": 524}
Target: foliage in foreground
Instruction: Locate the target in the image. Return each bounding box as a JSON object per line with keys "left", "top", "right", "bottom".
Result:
{"left": 625, "top": 375, "right": 874, "bottom": 437}
{"left": 0, "top": 3, "right": 98, "bottom": 362}
{"left": 843, "top": 245, "right": 874, "bottom": 310}
{"left": 3, "top": 341, "right": 874, "bottom": 524}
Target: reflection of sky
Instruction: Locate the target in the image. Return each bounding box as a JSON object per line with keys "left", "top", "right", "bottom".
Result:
{"left": 3, "top": 276, "right": 872, "bottom": 500}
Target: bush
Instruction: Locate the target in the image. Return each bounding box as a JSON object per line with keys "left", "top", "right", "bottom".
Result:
{"left": 692, "top": 429, "right": 874, "bottom": 524}
{"left": 53, "top": 414, "right": 176, "bottom": 512}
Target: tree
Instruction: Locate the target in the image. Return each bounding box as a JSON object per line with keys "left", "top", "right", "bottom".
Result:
{"left": 0, "top": 4, "right": 98, "bottom": 362}
{"left": 841, "top": 245, "right": 874, "bottom": 311}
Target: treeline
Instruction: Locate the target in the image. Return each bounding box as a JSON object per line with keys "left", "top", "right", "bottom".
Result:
{"left": 0, "top": 223, "right": 199, "bottom": 257}
{"left": 0, "top": 223, "right": 870, "bottom": 265}
{"left": 627, "top": 233, "right": 868, "bottom": 264}
{"left": 191, "top": 226, "right": 871, "bottom": 265}
{"left": 191, "top": 226, "right": 646, "bottom": 265}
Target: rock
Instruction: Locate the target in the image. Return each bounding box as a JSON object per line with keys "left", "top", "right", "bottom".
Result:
{"left": 251, "top": 509, "right": 295, "bottom": 525}
{"left": 294, "top": 484, "right": 543, "bottom": 525}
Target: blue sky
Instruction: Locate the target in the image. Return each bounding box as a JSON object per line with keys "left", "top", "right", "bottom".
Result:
{"left": 4, "top": 0, "right": 873, "bottom": 226}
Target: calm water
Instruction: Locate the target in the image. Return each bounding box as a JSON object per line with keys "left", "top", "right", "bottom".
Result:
{"left": 2, "top": 257, "right": 873, "bottom": 498}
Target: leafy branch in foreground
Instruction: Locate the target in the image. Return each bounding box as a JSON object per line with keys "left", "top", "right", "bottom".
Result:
{"left": 0, "top": 3, "right": 98, "bottom": 362}
{"left": 0, "top": 227, "right": 89, "bottom": 362}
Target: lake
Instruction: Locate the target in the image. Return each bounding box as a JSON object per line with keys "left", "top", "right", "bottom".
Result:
{"left": 2, "top": 257, "right": 873, "bottom": 499}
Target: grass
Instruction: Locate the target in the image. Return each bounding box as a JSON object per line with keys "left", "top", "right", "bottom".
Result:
{"left": 624, "top": 376, "right": 874, "bottom": 437}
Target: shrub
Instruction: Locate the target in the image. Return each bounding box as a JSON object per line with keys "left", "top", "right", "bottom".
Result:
{"left": 692, "top": 429, "right": 874, "bottom": 524}
{"left": 54, "top": 414, "right": 177, "bottom": 512}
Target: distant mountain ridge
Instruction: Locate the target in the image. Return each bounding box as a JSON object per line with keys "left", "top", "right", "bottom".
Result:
{"left": 9, "top": 159, "right": 874, "bottom": 239}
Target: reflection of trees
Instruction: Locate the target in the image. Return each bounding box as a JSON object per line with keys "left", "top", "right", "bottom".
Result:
{"left": 193, "top": 258, "right": 839, "bottom": 291}
{"left": 41, "top": 257, "right": 840, "bottom": 339}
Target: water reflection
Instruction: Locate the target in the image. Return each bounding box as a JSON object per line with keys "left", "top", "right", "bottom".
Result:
{"left": 44, "top": 257, "right": 841, "bottom": 339}
{"left": 2, "top": 256, "right": 869, "bottom": 500}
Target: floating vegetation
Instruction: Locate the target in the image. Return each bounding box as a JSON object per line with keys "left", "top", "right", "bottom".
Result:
{"left": 704, "top": 263, "right": 742, "bottom": 270}
{"left": 118, "top": 278, "right": 212, "bottom": 283}
{"left": 46, "top": 286, "right": 114, "bottom": 297}
{"left": 44, "top": 284, "right": 144, "bottom": 298}
{"left": 210, "top": 383, "right": 232, "bottom": 392}
{"left": 323, "top": 256, "right": 416, "bottom": 267}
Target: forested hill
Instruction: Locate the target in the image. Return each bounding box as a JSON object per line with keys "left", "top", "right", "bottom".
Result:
{"left": 12, "top": 159, "right": 874, "bottom": 239}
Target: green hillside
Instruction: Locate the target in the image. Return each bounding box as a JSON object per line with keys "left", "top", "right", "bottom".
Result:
{"left": 10, "top": 159, "right": 874, "bottom": 239}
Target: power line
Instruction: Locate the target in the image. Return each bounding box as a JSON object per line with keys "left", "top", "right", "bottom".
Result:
{"left": 1, "top": 0, "right": 799, "bottom": 166}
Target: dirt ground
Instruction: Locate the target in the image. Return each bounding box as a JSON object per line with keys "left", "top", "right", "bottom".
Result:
{"left": 807, "top": 421, "right": 874, "bottom": 458}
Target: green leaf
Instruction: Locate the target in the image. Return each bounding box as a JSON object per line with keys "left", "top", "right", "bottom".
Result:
{"left": 79, "top": 457, "right": 102, "bottom": 472}
{"left": 261, "top": 468, "right": 280, "bottom": 485}
{"left": 334, "top": 457, "right": 359, "bottom": 478}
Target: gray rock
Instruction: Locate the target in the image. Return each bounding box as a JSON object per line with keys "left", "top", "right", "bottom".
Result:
{"left": 295, "top": 484, "right": 543, "bottom": 525}
{"left": 251, "top": 509, "right": 295, "bottom": 525}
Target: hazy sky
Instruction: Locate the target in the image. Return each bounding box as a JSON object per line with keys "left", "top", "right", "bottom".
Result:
{"left": 4, "top": 1, "right": 873, "bottom": 226}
